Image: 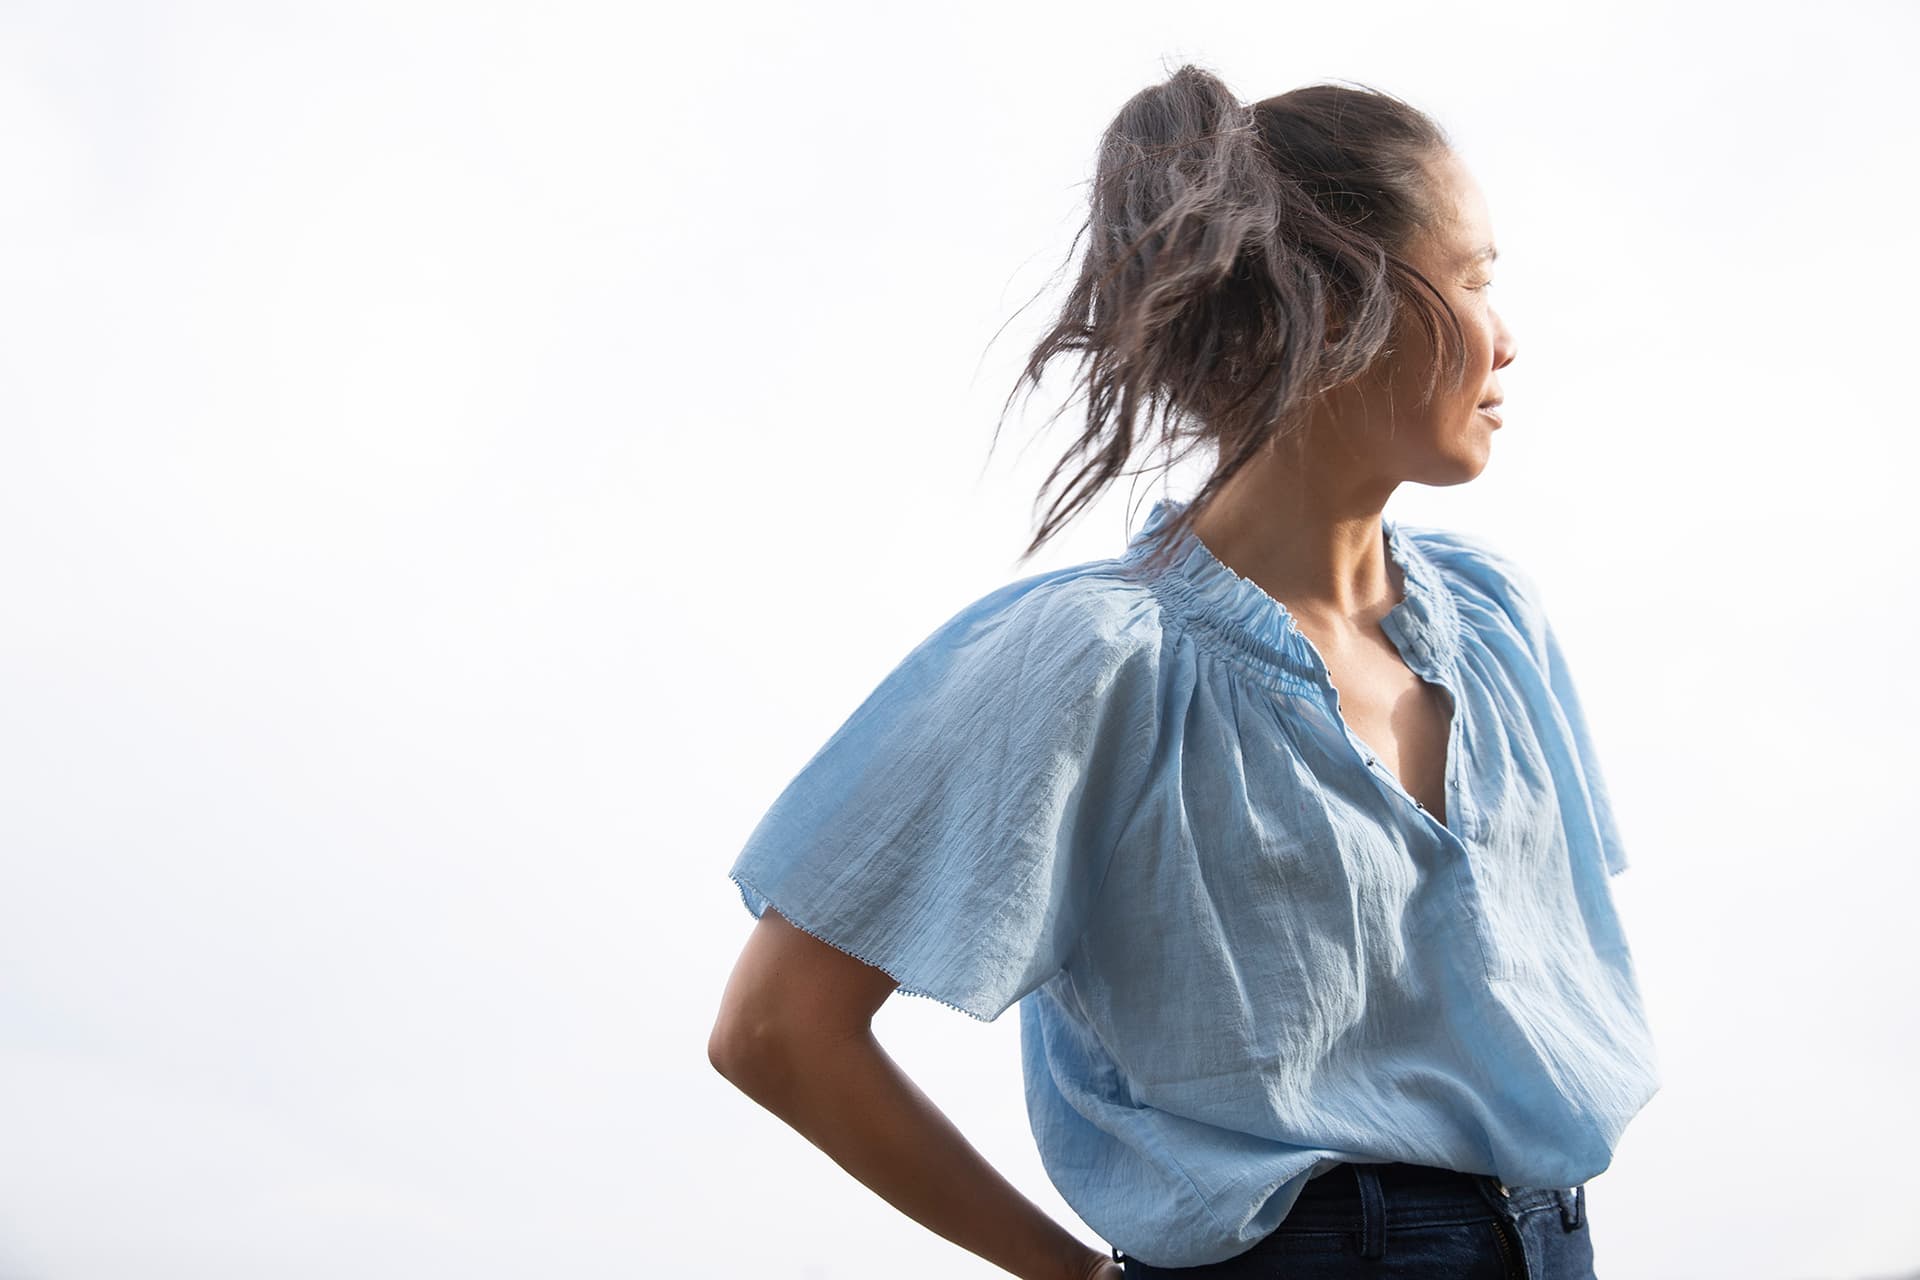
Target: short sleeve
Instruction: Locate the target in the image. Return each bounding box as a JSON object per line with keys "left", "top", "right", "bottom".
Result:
{"left": 725, "top": 569, "right": 1161, "bottom": 1022}
{"left": 1539, "top": 615, "right": 1631, "bottom": 877}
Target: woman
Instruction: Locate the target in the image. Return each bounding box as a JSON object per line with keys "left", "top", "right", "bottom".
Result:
{"left": 709, "top": 63, "right": 1659, "bottom": 1279}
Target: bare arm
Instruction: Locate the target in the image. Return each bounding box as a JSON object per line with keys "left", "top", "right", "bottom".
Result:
{"left": 708, "top": 908, "right": 1119, "bottom": 1280}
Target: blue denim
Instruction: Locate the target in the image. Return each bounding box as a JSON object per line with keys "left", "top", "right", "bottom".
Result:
{"left": 1114, "top": 1161, "right": 1594, "bottom": 1279}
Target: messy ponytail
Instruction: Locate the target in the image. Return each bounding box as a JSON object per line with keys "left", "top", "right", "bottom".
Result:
{"left": 995, "top": 62, "right": 1461, "bottom": 570}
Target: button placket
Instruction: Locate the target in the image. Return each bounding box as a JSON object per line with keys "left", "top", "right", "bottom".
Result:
{"left": 1356, "top": 744, "right": 1442, "bottom": 825}
{"left": 1375, "top": 522, "right": 1518, "bottom": 983}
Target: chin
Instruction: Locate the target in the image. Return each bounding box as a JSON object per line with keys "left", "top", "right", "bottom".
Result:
{"left": 1456, "top": 427, "right": 1498, "bottom": 477}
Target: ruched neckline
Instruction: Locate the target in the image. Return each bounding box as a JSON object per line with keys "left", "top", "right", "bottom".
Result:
{"left": 1121, "top": 496, "right": 1462, "bottom": 687}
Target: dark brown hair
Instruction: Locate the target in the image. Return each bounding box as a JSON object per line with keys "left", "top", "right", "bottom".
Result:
{"left": 994, "top": 61, "right": 1466, "bottom": 571}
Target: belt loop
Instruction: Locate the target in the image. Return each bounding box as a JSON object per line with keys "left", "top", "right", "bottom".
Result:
{"left": 1351, "top": 1163, "right": 1386, "bottom": 1259}
{"left": 1561, "top": 1183, "right": 1586, "bottom": 1230}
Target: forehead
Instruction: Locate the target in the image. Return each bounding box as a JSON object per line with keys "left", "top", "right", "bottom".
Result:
{"left": 1420, "top": 151, "right": 1496, "bottom": 266}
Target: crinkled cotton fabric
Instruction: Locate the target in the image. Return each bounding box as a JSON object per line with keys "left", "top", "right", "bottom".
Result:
{"left": 726, "top": 495, "right": 1661, "bottom": 1268}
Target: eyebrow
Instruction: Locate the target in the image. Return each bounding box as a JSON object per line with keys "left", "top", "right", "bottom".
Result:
{"left": 1470, "top": 243, "right": 1499, "bottom": 264}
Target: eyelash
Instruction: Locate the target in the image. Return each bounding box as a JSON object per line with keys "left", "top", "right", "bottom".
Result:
{"left": 1474, "top": 279, "right": 1496, "bottom": 291}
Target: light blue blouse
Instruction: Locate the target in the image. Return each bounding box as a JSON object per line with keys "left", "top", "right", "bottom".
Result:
{"left": 726, "top": 495, "right": 1661, "bottom": 1268}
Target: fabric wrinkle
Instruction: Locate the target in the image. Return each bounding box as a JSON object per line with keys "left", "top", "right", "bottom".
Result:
{"left": 725, "top": 494, "right": 1658, "bottom": 1268}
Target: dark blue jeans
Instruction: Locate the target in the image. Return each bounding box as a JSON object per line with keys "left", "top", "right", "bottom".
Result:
{"left": 1114, "top": 1161, "right": 1594, "bottom": 1278}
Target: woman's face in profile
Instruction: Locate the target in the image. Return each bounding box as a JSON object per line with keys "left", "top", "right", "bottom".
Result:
{"left": 1325, "top": 148, "right": 1519, "bottom": 487}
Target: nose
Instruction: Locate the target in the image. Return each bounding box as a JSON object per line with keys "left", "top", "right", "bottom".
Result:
{"left": 1492, "top": 310, "right": 1517, "bottom": 371}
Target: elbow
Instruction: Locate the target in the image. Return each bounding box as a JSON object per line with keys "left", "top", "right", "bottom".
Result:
{"left": 708, "top": 1012, "right": 798, "bottom": 1097}
{"left": 707, "top": 1016, "right": 752, "bottom": 1082}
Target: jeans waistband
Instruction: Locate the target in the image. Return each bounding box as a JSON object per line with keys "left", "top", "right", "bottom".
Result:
{"left": 1112, "top": 1162, "right": 1589, "bottom": 1273}
{"left": 1272, "top": 1161, "right": 1573, "bottom": 1234}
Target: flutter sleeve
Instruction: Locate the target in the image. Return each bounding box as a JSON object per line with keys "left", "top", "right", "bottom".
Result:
{"left": 725, "top": 568, "right": 1162, "bottom": 1022}
{"left": 1539, "top": 613, "right": 1630, "bottom": 877}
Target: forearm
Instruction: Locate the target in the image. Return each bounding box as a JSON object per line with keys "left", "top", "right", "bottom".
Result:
{"left": 717, "top": 1024, "right": 1101, "bottom": 1280}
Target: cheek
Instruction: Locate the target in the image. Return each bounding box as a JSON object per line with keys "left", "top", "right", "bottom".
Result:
{"left": 1476, "top": 329, "right": 1499, "bottom": 369}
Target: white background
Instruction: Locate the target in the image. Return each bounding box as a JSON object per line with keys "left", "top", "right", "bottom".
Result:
{"left": 2, "top": 2, "right": 1915, "bottom": 1278}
